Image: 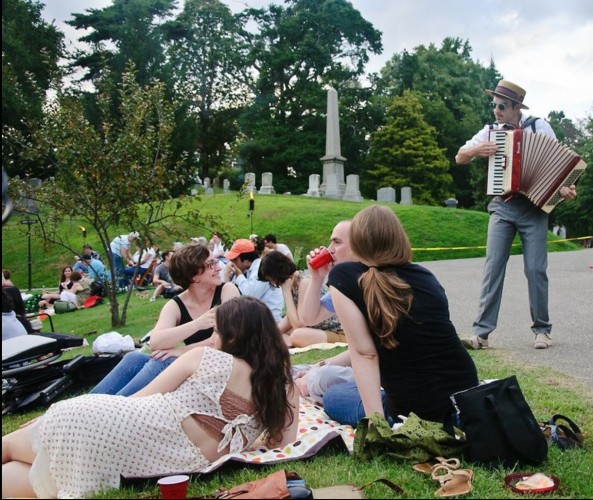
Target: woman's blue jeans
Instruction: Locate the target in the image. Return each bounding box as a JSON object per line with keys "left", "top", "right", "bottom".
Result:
{"left": 90, "top": 350, "right": 176, "bottom": 396}
{"left": 322, "top": 381, "right": 388, "bottom": 428}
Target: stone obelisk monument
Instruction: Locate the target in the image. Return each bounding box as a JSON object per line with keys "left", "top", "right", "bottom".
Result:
{"left": 319, "top": 87, "right": 346, "bottom": 199}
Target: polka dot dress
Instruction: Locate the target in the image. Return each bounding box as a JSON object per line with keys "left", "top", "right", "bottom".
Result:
{"left": 31, "top": 348, "right": 262, "bottom": 498}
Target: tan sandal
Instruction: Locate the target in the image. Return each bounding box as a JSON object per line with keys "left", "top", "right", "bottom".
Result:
{"left": 431, "top": 465, "right": 473, "bottom": 497}
{"left": 412, "top": 457, "right": 461, "bottom": 475}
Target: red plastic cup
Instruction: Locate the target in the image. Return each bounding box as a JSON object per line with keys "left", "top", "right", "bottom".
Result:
{"left": 309, "top": 247, "right": 334, "bottom": 269}
{"left": 158, "top": 475, "right": 190, "bottom": 499}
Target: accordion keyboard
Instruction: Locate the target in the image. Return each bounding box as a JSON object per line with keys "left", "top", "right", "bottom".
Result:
{"left": 486, "top": 131, "right": 509, "bottom": 195}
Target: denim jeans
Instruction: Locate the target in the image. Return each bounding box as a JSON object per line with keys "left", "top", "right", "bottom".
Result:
{"left": 322, "top": 381, "right": 388, "bottom": 428}
{"left": 90, "top": 350, "right": 176, "bottom": 396}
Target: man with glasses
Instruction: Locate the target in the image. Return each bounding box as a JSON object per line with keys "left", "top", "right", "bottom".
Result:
{"left": 455, "top": 80, "right": 577, "bottom": 350}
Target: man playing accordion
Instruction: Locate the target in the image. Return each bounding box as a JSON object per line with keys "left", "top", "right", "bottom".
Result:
{"left": 455, "top": 79, "right": 577, "bottom": 351}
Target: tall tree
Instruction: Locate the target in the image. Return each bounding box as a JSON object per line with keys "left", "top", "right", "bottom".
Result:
{"left": 367, "top": 90, "right": 452, "bottom": 205}
{"left": 2, "top": 0, "right": 64, "bottom": 178}
{"left": 373, "top": 38, "right": 501, "bottom": 207}
{"left": 553, "top": 114, "right": 593, "bottom": 237}
{"left": 162, "top": 0, "right": 249, "bottom": 180}
{"left": 67, "top": 0, "right": 175, "bottom": 86}
{"left": 237, "top": 0, "right": 382, "bottom": 193}
{"left": 9, "top": 67, "right": 211, "bottom": 327}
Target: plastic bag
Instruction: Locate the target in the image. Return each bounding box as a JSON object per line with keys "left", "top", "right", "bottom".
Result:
{"left": 92, "top": 331, "right": 135, "bottom": 354}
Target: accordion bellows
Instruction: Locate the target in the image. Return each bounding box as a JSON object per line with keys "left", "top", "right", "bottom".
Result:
{"left": 487, "top": 129, "right": 587, "bottom": 213}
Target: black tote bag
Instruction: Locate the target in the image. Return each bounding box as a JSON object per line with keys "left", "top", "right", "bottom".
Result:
{"left": 451, "top": 375, "right": 548, "bottom": 466}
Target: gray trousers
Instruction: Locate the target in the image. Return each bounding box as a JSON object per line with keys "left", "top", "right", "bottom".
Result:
{"left": 473, "top": 196, "right": 551, "bottom": 338}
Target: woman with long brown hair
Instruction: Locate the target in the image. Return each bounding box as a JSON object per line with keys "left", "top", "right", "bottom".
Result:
{"left": 2, "top": 296, "right": 298, "bottom": 499}
{"left": 327, "top": 205, "right": 478, "bottom": 428}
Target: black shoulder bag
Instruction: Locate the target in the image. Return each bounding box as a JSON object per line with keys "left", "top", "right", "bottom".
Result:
{"left": 451, "top": 375, "right": 547, "bottom": 467}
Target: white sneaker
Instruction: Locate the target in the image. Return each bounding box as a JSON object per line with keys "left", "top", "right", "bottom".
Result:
{"left": 149, "top": 297, "right": 156, "bottom": 302}
{"left": 534, "top": 333, "right": 552, "bottom": 349}
{"left": 461, "top": 334, "right": 489, "bottom": 350}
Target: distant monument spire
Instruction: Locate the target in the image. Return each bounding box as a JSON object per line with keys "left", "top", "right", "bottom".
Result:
{"left": 319, "top": 87, "right": 346, "bottom": 199}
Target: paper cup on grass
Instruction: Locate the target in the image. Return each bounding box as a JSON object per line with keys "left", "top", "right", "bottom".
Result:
{"left": 158, "top": 475, "right": 190, "bottom": 499}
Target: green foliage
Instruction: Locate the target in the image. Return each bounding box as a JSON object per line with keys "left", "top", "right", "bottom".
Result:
{"left": 10, "top": 66, "right": 204, "bottom": 327}
{"left": 553, "top": 115, "right": 593, "bottom": 237}
{"left": 367, "top": 91, "right": 453, "bottom": 205}
{"left": 163, "top": 0, "right": 249, "bottom": 181}
{"left": 237, "top": 0, "right": 382, "bottom": 193}
{"left": 2, "top": 0, "right": 64, "bottom": 178}
{"left": 67, "top": 0, "right": 175, "bottom": 85}
{"left": 373, "top": 38, "right": 502, "bottom": 207}
{"left": 2, "top": 194, "right": 580, "bottom": 292}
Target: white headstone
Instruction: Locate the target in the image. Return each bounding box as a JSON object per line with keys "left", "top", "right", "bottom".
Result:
{"left": 204, "top": 177, "right": 211, "bottom": 188}
{"left": 244, "top": 172, "right": 256, "bottom": 193}
{"left": 259, "top": 172, "right": 275, "bottom": 194}
{"left": 400, "top": 186, "right": 413, "bottom": 205}
{"left": 306, "top": 174, "right": 321, "bottom": 197}
{"left": 324, "top": 173, "right": 342, "bottom": 199}
{"left": 223, "top": 179, "right": 230, "bottom": 193}
{"left": 342, "top": 175, "right": 363, "bottom": 202}
{"left": 377, "top": 187, "right": 396, "bottom": 203}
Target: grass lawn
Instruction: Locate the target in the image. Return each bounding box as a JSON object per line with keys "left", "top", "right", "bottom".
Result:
{"left": 2, "top": 294, "right": 592, "bottom": 499}
{"left": 2, "top": 196, "right": 590, "bottom": 498}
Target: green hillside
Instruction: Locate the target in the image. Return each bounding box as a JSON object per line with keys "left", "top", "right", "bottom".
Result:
{"left": 1, "top": 193, "right": 577, "bottom": 290}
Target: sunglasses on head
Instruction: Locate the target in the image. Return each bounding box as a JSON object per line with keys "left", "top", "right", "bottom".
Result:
{"left": 490, "top": 102, "right": 510, "bottom": 111}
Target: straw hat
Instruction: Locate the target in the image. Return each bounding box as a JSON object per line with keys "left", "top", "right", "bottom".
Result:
{"left": 485, "top": 79, "right": 529, "bottom": 109}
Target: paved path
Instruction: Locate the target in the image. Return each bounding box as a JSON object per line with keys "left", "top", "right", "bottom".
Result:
{"left": 421, "top": 249, "right": 593, "bottom": 389}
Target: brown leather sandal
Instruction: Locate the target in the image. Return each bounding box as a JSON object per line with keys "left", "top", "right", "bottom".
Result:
{"left": 431, "top": 465, "right": 473, "bottom": 497}
{"left": 412, "top": 457, "right": 461, "bottom": 475}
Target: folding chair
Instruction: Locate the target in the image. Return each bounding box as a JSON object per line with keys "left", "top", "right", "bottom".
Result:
{"left": 135, "top": 259, "right": 157, "bottom": 287}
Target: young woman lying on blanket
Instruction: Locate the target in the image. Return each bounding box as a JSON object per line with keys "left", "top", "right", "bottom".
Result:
{"left": 91, "top": 243, "right": 240, "bottom": 395}
{"left": 2, "top": 296, "right": 299, "bottom": 499}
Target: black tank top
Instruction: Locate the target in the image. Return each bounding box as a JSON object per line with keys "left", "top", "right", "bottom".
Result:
{"left": 172, "top": 284, "right": 224, "bottom": 345}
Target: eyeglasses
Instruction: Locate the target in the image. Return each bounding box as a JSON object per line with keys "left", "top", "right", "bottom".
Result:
{"left": 204, "top": 260, "right": 219, "bottom": 270}
{"left": 490, "top": 102, "right": 507, "bottom": 111}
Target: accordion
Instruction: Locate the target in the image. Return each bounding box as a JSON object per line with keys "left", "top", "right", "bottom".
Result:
{"left": 487, "top": 129, "right": 587, "bottom": 213}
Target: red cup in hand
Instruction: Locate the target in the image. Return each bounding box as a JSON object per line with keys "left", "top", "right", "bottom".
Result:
{"left": 158, "top": 475, "right": 190, "bottom": 499}
{"left": 309, "top": 247, "right": 334, "bottom": 269}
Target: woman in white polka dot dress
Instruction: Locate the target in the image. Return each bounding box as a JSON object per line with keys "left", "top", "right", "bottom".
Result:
{"left": 2, "top": 296, "right": 299, "bottom": 499}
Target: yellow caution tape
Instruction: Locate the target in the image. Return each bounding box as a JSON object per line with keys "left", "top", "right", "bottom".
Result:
{"left": 412, "top": 236, "right": 592, "bottom": 252}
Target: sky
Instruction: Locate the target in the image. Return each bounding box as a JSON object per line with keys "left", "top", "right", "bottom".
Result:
{"left": 41, "top": 0, "right": 593, "bottom": 124}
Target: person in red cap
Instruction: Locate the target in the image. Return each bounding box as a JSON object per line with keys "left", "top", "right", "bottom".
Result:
{"left": 456, "top": 79, "right": 577, "bottom": 351}
{"left": 223, "top": 238, "right": 260, "bottom": 280}
{"left": 223, "top": 239, "right": 284, "bottom": 322}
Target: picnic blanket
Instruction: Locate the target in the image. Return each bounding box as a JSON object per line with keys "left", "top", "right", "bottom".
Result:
{"left": 199, "top": 398, "right": 355, "bottom": 474}
{"left": 289, "top": 342, "right": 348, "bottom": 355}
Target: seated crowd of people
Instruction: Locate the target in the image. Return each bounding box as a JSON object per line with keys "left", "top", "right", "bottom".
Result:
{"left": 2, "top": 209, "right": 480, "bottom": 499}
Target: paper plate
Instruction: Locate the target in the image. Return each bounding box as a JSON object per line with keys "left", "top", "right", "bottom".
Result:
{"left": 504, "top": 473, "right": 559, "bottom": 494}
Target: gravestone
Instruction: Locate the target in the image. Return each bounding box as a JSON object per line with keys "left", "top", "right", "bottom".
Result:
{"left": 400, "top": 186, "right": 413, "bottom": 205}
{"left": 445, "top": 198, "right": 458, "bottom": 209}
{"left": 244, "top": 172, "right": 256, "bottom": 193}
{"left": 306, "top": 174, "right": 321, "bottom": 197}
{"left": 204, "top": 177, "right": 211, "bottom": 188}
{"left": 324, "top": 173, "right": 341, "bottom": 200}
{"left": 259, "top": 172, "right": 275, "bottom": 194}
{"left": 377, "top": 187, "right": 396, "bottom": 203}
{"left": 342, "top": 175, "right": 363, "bottom": 202}
{"left": 223, "top": 179, "right": 231, "bottom": 193}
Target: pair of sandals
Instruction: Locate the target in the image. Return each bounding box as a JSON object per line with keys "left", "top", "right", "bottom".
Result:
{"left": 413, "top": 457, "right": 473, "bottom": 497}
{"left": 541, "top": 414, "right": 584, "bottom": 451}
